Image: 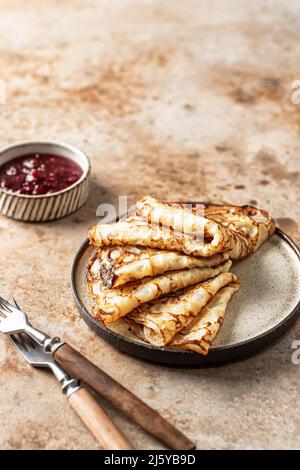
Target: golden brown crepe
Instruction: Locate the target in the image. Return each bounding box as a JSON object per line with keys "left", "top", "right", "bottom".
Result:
{"left": 86, "top": 196, "right": 273, "bottom": 357}
{"left": 126, "top": 272, "right": 237, "bottom": 347}
{"left": 170, "top": 280, "right": 240, "bottom": 354}
{"left": 88, "top": 259, "right": 232, "bottom": 324}
{"left": 136, "top": 196, "right": 276, "bottom": 260}
{"left": 203, "top": 203, "right": 276, "bottom": 259}
{"left": 90, "top": 245, "right": 230, "bottom": 288}
{"left": 89, "top": 218, "right": 232, "bottom": 257}
{"left": 136, "top": 196, "right": 223, "bottom": 238}
{"left": 135, "top": 196, "right": 233, "bottom": 254}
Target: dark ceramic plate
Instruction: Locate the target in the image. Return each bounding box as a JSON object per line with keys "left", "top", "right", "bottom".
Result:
{"left": 71, "top": 215, "right": 300, "bottom": 366}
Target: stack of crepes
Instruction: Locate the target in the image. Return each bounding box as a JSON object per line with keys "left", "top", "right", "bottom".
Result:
{"left": 87, "top": 196, "right": 276, "bottom": 355}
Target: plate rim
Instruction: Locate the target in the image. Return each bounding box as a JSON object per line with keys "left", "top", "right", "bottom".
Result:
{"left": 71, "top": 218, "right": 300, "bottom": 365}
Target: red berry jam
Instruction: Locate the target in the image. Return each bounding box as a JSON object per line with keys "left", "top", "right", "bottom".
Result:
{"left": 0, "top": 153, "right": 83, "bottom": 195}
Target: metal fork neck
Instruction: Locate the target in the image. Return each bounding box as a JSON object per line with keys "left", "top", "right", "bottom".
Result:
{"left": 24, "top": 324, "right": 64, "bottom": 353}
{"left": 61, "top": 377, "right": 81, "bottom": 397}
{"left": 25, "top": 324, "right": 49, "bottom": 345}
{"left": 48, "top": 357, "right": 81, "bottom": 396}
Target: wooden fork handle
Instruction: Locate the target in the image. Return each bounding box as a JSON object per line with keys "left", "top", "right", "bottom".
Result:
{"left": 54, "top": 343, "right": 195, "bottom": 450}
{"left": 68, "top": 386, "right": 133, "bottom": 450}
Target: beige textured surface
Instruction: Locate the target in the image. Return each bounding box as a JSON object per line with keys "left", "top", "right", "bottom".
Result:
{"left": 0, "top": 0, "right": 299, "bottom": 450}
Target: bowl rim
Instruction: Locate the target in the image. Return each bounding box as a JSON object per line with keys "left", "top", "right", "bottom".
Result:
{"left": 0, "top": 140, "right": 91, "bottom": 199}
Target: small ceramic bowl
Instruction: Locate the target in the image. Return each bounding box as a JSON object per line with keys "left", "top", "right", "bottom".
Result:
{"left": 0, "top": 141, "right": 90, "bottom": 222}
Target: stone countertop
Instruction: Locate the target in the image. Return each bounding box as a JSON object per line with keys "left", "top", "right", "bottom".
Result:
{"left": 0, "top": 0, "right": 299, "bottom": 450}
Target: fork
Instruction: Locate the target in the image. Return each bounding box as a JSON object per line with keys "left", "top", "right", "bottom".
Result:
{"left": 9, "top": 332, "right": 133, "bottom": 450}
{"left": 0, "top": 296, "right": 59, "bottom": 350}
{"left": 0, "top": 296, "right": 195, "bottom": 450}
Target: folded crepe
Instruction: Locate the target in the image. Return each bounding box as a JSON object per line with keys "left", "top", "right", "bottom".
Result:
{"left": 136, "top": 196, "right": 276, "bottom": 260}
{"left": 203, "top": 203, "right": 276, "bottom": 259}
{"left": 126, "top": 272, "right": 237, "bottom": 347}
{"left": 89, "top": 211, "right": 233, "bottom": 258}
{"left": 90, "top": 245, "right": 230, "bottom": 288}
{"left": 88, "top": 259, "right": 232, "bottom": 324}
{"left": 170, "top": 280, "right": 240, "bottom": 354}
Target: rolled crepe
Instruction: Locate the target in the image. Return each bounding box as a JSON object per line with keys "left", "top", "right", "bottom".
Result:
{"left": 136, "top": 196, "right": 275, "bottom": 260}
{"left": 89, "top": 214, "right": 232, "bottom": 258}
{"left": 135, "top": 196, "right": 233, "bottom": 255}
{"left": 90, "top": 245, "right": 230, "bottom": 288}
{"left": 88, "top": 259, "right": 232, "bottom": 324}
{"left": 126, "top": 272, "right": 237, "bottom": 347}
{"left": 203, "top": 203, "right": 276, "bottom": 259}
{"left": 170, "top": 280, "right": 240, "bottom": 354}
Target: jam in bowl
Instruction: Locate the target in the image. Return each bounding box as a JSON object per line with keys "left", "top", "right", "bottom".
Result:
{"left": 0, "top": 153, "right": 83, "bottom": 195}
{"left": 0, "top": 141, "right": 90, "bottom": 221}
